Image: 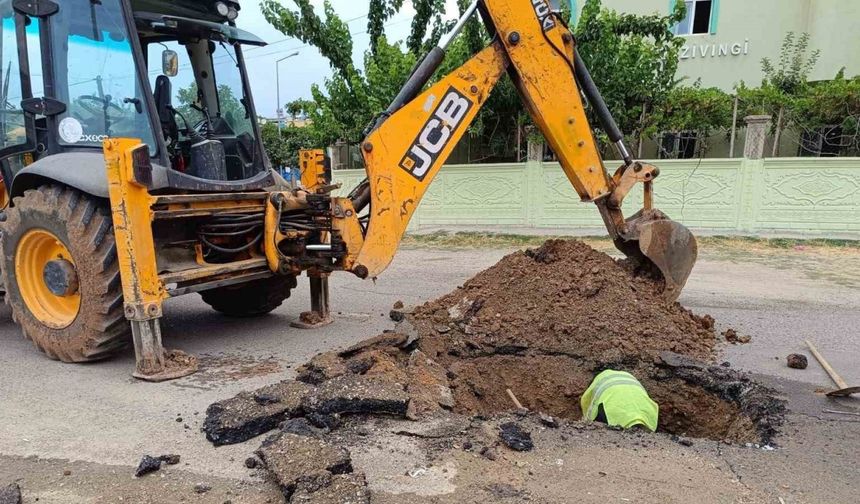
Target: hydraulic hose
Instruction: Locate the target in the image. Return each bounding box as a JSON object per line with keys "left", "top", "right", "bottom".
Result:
{"left": 572, "top": 48, "right": 633, "bottom": 165}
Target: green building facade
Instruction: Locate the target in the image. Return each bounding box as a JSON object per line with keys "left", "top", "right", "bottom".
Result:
{"left": 572, "top": 0, "right": 860, "bottom": 90}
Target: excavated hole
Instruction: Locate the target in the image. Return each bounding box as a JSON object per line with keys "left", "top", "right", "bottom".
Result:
{"left": 444, "top": 354, "right": 781, "bottom": 444}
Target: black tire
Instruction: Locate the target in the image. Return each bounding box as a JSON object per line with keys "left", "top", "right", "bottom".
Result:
{"left": 1, "top": 185, "right": 128, "bottom": 362}
{"left": 199, "top": 275, "right": 297, "bottom": 317}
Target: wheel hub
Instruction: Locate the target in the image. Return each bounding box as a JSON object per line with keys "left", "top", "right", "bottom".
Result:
{"left": 15, "top": 229, "right": 82, "bottom": 329}
{"left": 43, "top": 259, "right": 79, "bottom": 297}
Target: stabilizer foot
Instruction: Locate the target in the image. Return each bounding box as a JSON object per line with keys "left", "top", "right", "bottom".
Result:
{"left": 130, "top": 319, "right": 198, "bottom": 382}
{"left": 290, "top": 274, "right": 333, "bottom": 329}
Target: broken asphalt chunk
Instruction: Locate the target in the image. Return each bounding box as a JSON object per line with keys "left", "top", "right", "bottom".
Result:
{"left": 291, "top": 473, "right": 370, "bottom": 504}
{"left": 134, "top": 455, "right": 163, "bottom": 477}
{"left": 337, "top": 332, "right": 409, "bottom": 358}
{"left": 280, "top": 417, "right": 328, "bottom": 437}
{"left": 0, "top": 483, "right": 22, "bottom": 504}
{"left": 256, "top": 432, "right": 353, "bottom": 500}
{"left": 302, "top": 375, "right": 409, "bottom": 417}
{"left": 204, "top": 380, "right": 313, "bottom": 446}
{"left": 499, "top": 422, "right": 533, "bottom": 452}
{"left": 297, "top": 352, "right": 350, "bottom": 384}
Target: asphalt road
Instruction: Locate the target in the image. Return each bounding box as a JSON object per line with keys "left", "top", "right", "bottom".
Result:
{"left": 1, "top": 244, "right": 858, "bottom": 501}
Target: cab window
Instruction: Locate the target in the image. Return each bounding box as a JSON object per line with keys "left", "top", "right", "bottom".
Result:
{"left": 0, "top": 3, "right": 31, "bottom": 151}
{"left": 50, "top": 0, "right": 156, "bottom": 154}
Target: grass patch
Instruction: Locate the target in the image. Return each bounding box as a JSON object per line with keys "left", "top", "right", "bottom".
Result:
{"left": 402, "top": 231, "right": 613, "bottom": 251}
{"left": 402, "top": 231, "right": 860, "bottom": 252}
{"left": 402, "top": 231, "right": 860, "bottom": 288}
{"left": 698, "top": 235, "right": 860, "bottom": 251}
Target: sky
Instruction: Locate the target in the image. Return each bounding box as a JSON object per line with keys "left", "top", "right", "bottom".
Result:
{"left": 235, "top": 0, "right": 461, "bottom": 118}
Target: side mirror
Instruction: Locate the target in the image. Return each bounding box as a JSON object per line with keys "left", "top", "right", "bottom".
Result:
{"left": 162, "top": 49, "right": 179, "bottom": 77}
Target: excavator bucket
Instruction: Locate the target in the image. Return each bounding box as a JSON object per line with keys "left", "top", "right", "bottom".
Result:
{"left": 619, "top": 209, "right": 697, "bottom": 302}
{"left": 637, "top": 219, "right": 698, "bottom": 302}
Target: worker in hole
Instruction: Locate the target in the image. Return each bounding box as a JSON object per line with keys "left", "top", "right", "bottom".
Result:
{"left": 581, "top": 370, "right": 659, "bottom": 432}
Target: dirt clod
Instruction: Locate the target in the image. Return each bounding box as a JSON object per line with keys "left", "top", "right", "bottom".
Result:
{"left": 160, "top": 454, "right": 181, "bottom": 465}
{"left": 244, "top": 457, "right": 259, "bottom": 469}
{"left": 539, "top": 413, "right": 559, "bottom": 428}
{"left": 193, "top": 483, "right": 212, "bottom": 494}
{"left": 787, "top": 353, "right": 808, "bottom": 369}
{"left": 299, "top": 311, "right": 325, "bottom": 325}
{"left": 0, "top": 483, "right": 22, "bottom": 504}
{"left": 158, "top": 454, "right": 182, "bottom": 465}
{"left": 723, "top": 329, "right": 750, "bottom": 344}
{"left": 479, "top": 446, "right": 498, "bottom": 461}
{"left": 499, "top": 422, "right": 534, "bottom": 452}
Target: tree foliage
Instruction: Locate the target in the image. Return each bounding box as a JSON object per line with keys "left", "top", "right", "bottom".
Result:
{"left": 261, "top": 0, "right": 358, "bottom": 83}
{"left": 574, "top": 0, "right": 686, "bottom": 145}
{"left": 656, "top": 83, "right": 733, "bottom": 135}
{"left": 761, "top": 32, "right": 820, "bottom": 95}
{"left": 262, "top": 1, "right": 421, "bottom": 146}
{"left": 260, "top": 0, "right": 858, "bottom": 160}
{"left": 260, "top": 121, "right": 318, "bottom": 168}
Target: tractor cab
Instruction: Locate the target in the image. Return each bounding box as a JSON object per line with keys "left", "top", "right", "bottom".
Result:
{"left": 0, "top": 0, "right": 271, "bottom": 205}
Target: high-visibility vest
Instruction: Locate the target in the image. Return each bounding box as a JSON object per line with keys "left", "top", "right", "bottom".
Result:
{"left": 580, "top": 370, "right": 659, "bottom": 432}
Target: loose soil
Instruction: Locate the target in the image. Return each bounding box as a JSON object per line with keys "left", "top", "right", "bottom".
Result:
{"left": 412, "top": 239, "right": 716, "bottom": 364}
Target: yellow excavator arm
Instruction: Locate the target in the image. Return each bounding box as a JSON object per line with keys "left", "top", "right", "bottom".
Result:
{"left": 338, "top": 0, "right": 697, "bottom": 300}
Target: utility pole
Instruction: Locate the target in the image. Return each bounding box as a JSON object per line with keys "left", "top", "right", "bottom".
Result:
{"left": 276, "top": 51, "right": 300, "bottom": 136}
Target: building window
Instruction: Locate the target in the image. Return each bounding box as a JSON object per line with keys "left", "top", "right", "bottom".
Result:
{"left": 799, "top": 126, "right": 844, "bottom": 157}
{"left": 675, "top": 0, "right": 713, "bottom": 35}
{"left": 659, "top": 132, "right": 699, "bottom": 159}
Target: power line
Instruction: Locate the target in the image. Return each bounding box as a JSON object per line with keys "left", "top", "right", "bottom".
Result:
{"left": 242, "top": 12, "right": 370, "bottom": 53}
{"left": 239, "top": 18, "right": 412, "bottom": 63}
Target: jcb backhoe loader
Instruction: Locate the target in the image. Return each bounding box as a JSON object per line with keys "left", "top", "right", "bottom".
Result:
{"left": 0, "top": 0, "right": 697, "bottom": 381}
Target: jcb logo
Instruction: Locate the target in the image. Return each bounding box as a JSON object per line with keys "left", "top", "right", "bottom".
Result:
{"left": 399, "top": 87, "right": 473, "bottom": 181}
{"left": 532, "top": 0, "right": 556, "bottom": 31}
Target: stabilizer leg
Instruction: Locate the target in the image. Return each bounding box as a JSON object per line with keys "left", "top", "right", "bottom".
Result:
{"left": 291, "top": 272, "right": 333, "bottom": 329}
{"left": 129, "top": 318, "right": 197, "bottom": 382}
{"left": 104, "top": 139, "right": 198, "bottom": 381}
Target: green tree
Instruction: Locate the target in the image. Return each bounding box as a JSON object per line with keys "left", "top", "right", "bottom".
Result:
{"left": 658, "top": 85, "right": 733, "bottom": 133}
{"left": 574, "top": 0, "right": 686, "bottom": 151}
{"left": 654, "top": 83, "right": 733, "bottom": 156}
{"left": 761, "top": 32, "right": 820, "bottom": 95}
{"left": 260, "top": 122, "right": 318, "bottom": 167}
{"left": 285, "top": 98, "right": 316, "bottom": 119}
{"left": 262, "top": 0, "right": 421, "bottom": 146}
{"left": 261, "top": 0, "right": 688, "bottom": 161}
{"left": 788, "top": 72, "right": 860, "bottom": 156}
{"left": 735, "top": 32, "right": 821, "bottom": 155}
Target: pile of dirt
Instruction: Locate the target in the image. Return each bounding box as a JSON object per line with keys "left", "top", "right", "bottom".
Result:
{"left": 410, "top": 239, "right": 717, "bottom": 366}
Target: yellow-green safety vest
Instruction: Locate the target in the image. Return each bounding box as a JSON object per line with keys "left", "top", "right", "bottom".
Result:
{"left": 580, "top": 370, "right": 659, "bottom": 432}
